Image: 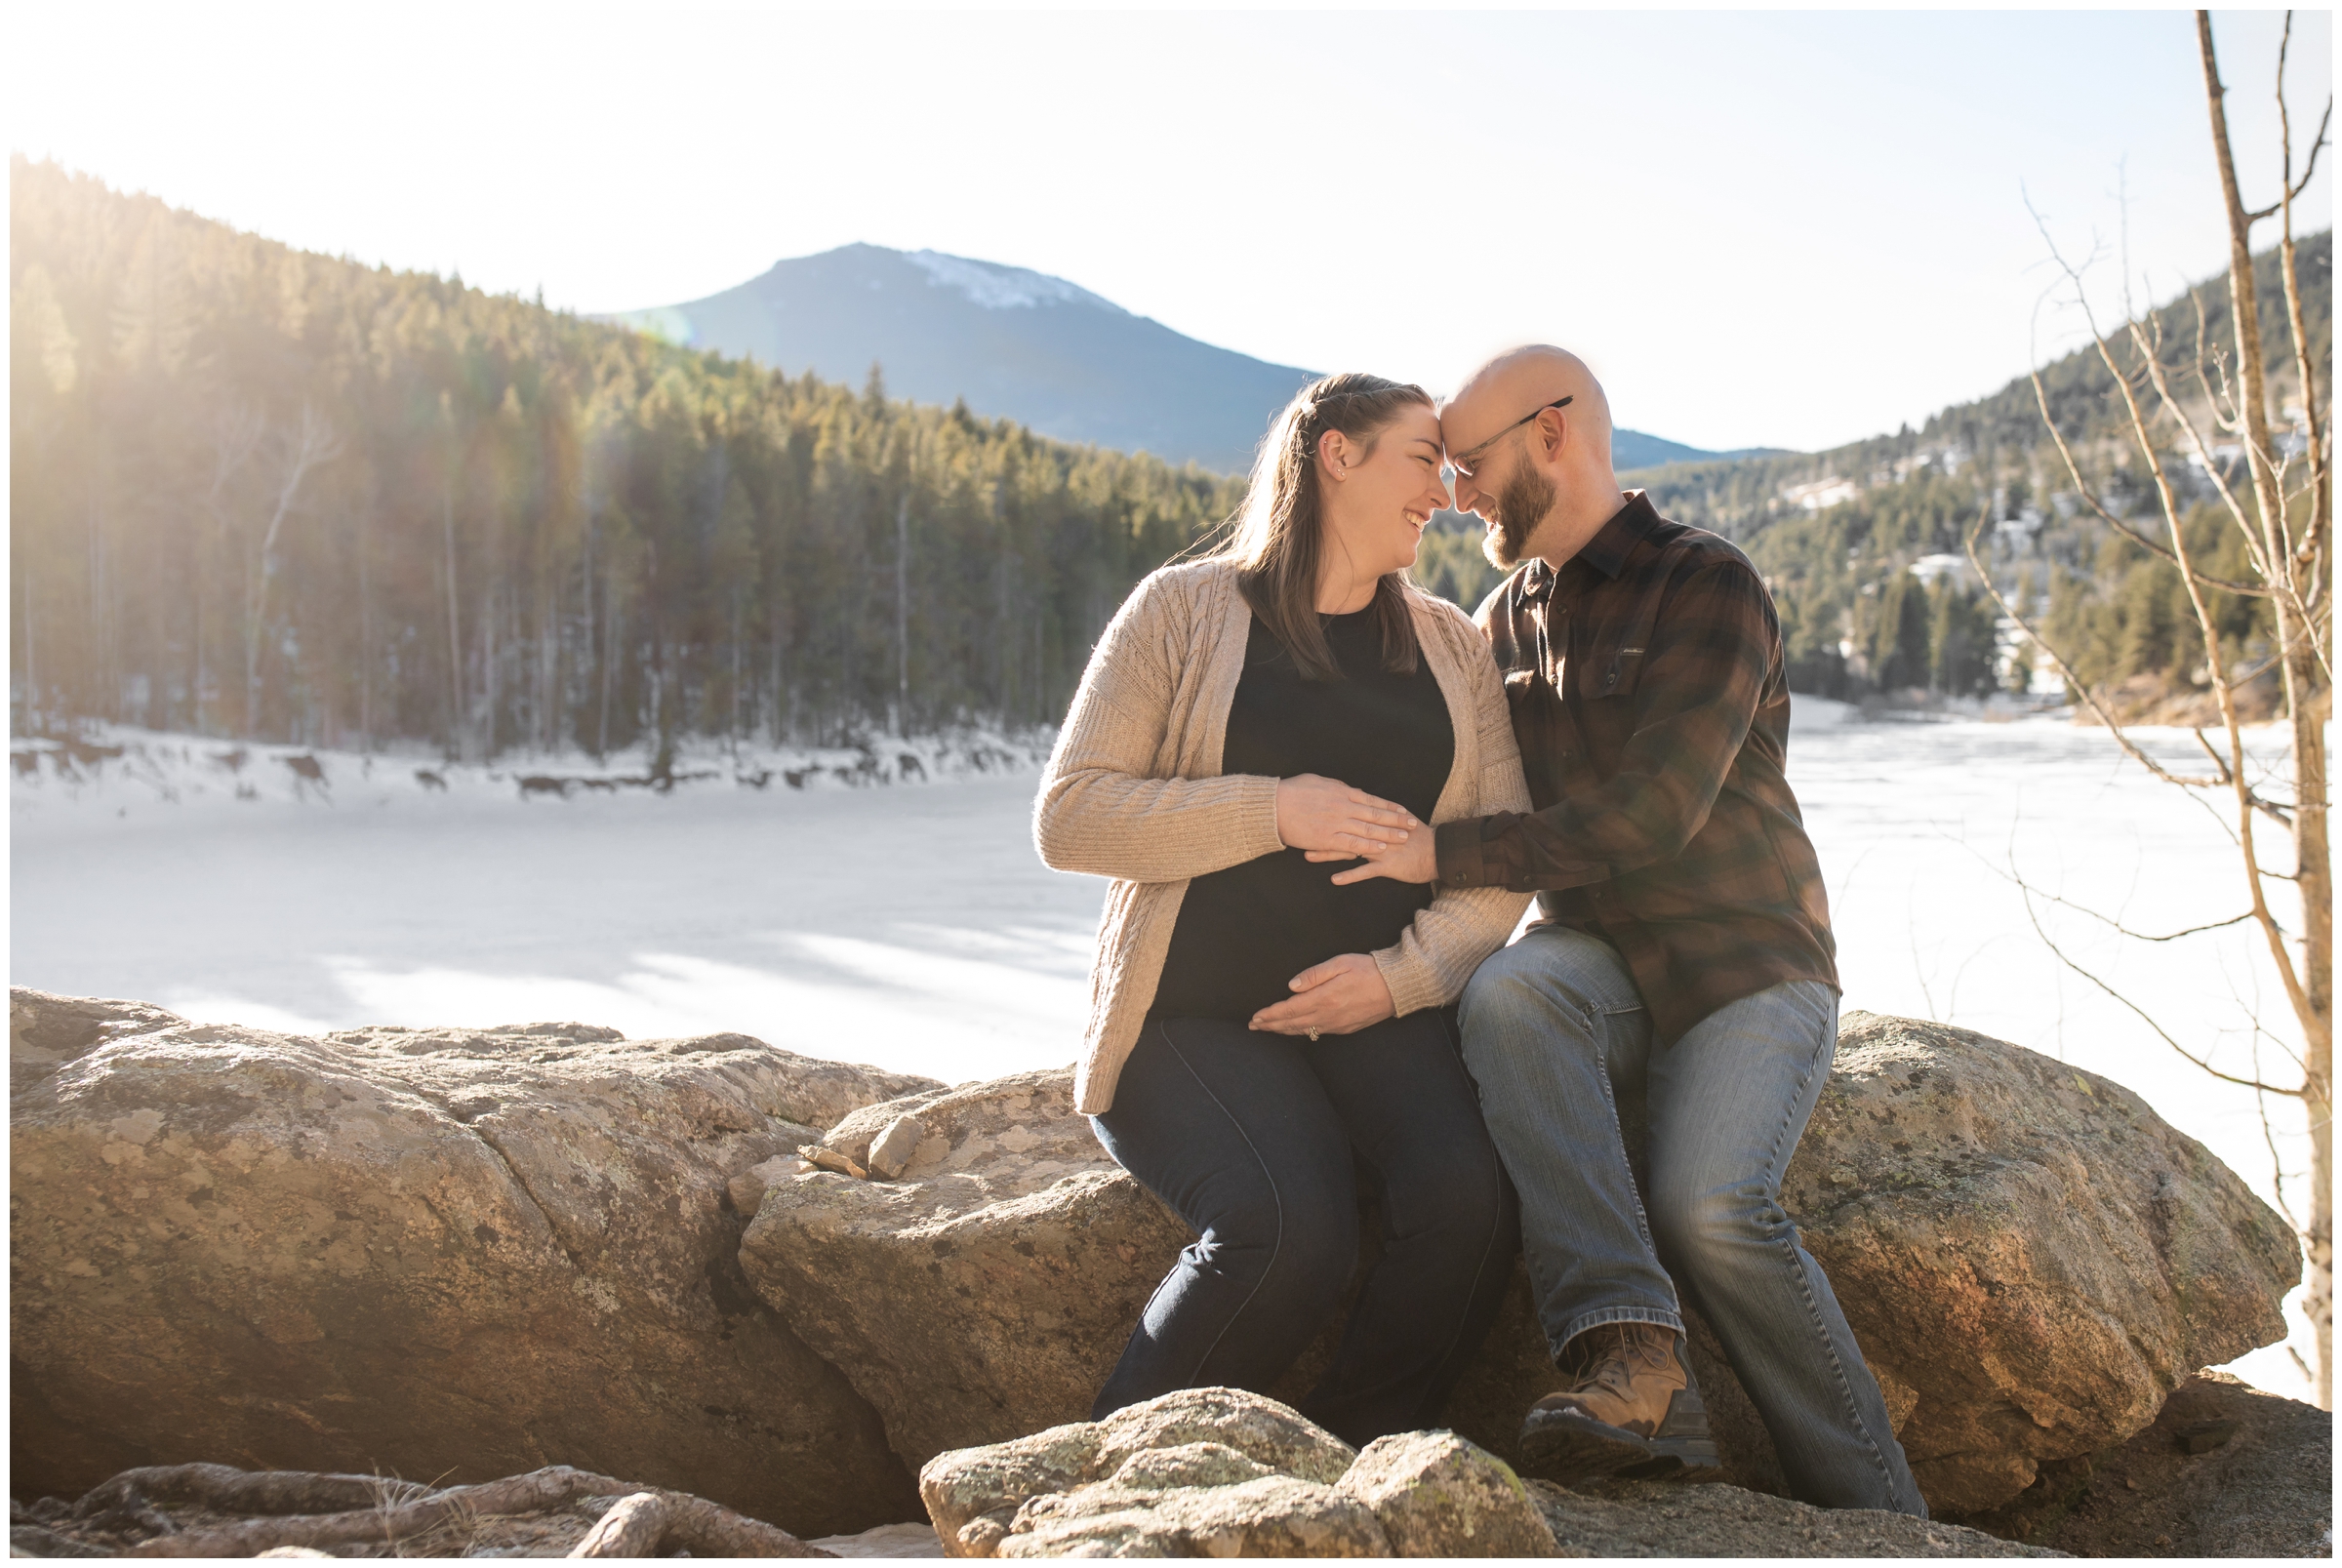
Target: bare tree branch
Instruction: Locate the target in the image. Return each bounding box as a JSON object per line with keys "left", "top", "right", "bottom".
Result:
{"left": 1966, "top": 512, "right": 2233, "bottom": 793}
{"left": 2015, "top": 880, "right": 2302, "bottom": 1096}
{"left": 2029, "top": 187, "right": 2322, "bottom": 1040}
{"left": 1948, "top": 824, "right": 2283, "bottom": 944}
{"left": 2194, "top": 725, "right": 2300, "bottom": 825}
{"left": 2023, "top": 368, "right": 2271, "bottom": 596}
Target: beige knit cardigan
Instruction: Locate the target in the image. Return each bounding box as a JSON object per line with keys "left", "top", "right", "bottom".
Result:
{"left": 1034, "top": 557, "right": 1533, "bottom": 1114}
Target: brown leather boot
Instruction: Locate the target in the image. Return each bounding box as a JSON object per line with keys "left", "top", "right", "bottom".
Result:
{"left": 1517, "top": 1322, "right": 1721, "bottom": 1484}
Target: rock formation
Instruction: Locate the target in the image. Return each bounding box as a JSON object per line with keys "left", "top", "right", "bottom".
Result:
{"left": 739, "top": 1069, "right": 1197, "bottom": 1468}
{"left": 1954, "top": 1371, "right": 2332, "bottom": 1555}
{"left": 916, "top": 1385, "right": 2048, "bottom": 1558}
{"left": 742, "top": 1011, "right": 2299, "bottom": 1514}
{"left": 13, "top": 989, "right": 2315, "bottom": 1549}
{"left": 1340, "top": 1430, "right": 1574, "bottom": 1558}
{"left": 1776, "top": 1013, "right": 2296, "bottom": 1509}
{"left": 1522, "top": 1476, "right": 2055, "bottom": 1558}
{"left": 9, "top": 988, "right": 937, "bottom": 1536}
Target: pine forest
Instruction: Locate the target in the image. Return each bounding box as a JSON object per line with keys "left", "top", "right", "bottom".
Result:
{"left": 11, "top": 159, "right": 1240, "bottom": 764}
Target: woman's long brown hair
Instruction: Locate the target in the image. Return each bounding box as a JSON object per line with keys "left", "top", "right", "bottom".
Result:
{"left": 1220, "top": 372, "right": 1432, "bottom": 682}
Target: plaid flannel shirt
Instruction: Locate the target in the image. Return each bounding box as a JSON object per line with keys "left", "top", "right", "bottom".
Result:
{"left": 1433, "top": 492, "right": 1838, "bottom": 1045}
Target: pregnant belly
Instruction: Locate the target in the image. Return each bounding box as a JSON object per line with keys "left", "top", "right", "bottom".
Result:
{"left": 1151, "top": 849, "right": 1433, "bottom": 1022}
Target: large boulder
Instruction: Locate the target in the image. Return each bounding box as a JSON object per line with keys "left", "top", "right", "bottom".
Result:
{"left": 9, "top": 987, "right": 940, "bottom": 1536}
{"left": 740, "top": 1012, "right": 2298, "bottom": 1514}
{"left": 739, "top": 1069, "right": 1200, "bottom": 1467}
{"left": 1753, "top": 1012, "right": 2295, "bottom": 1510}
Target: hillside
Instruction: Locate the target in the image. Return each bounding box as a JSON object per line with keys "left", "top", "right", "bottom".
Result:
{"left": 1627, "top": 230, "right": 2329, "bottom": 539}
{"left": 612, "top": 243, "right": 1739, "bottom": 477}
{"left": 1432, "top": 234, "right": 2329, "bottom": 706}
{"left": 9, "top": 161, "right": 1241, "bottom": 760}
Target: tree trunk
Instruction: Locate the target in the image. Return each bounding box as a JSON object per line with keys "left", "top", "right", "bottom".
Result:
{"left": 443, "top": 470, "right": 464, "bottom": 760}
{"left": 782, "top": 596, "right": 800, "bottom": 753}
{"left": 357, "top": 501, "right": 373, "bottom": 753}
{"left": 481, "top": 579, "right": 500, "bottom": 760}
{"left": 21, "top": 564, "right": 37, "bottom": 730}
{"left": 731, "top": 586, "right": 747, "bottom": 747}
{"left": 98, "top": 1464, "right": 827, "bottom": 1558}
{"left": 896, "top": 493, "right": 911, "bottom": 738}
{"left": 570, "top": 1492, "right": 666, "bottom": 1557}
{"left": 2198, "top": 8, "right": 2333, "bottom": 1409}
{"left": 539, "top": 577, "right": 558, "bottom": 755}
{"left": 597, "top": 559, "right": 616, "bottom": 760}
{"left": 581, "top": 508, "right": 597, "bottom": 757}
{"left": 189, "top": 540, "right": 202, "bottom": 734}
{"left": 242, "top": 541, "right": 262, "bottom": 738}
{"left": 2273, "top": 20, "right": 2335, "bottom": 1417}
{"left": 86, "top": 461, "right": 114, "bottom": 723}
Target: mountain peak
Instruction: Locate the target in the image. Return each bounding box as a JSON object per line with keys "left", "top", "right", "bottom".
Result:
{"left": 612, "top": 246, "right": 1741, "bottom": 474}
{"left": 611, "top": 245, "right": 1313, "bottom": 470}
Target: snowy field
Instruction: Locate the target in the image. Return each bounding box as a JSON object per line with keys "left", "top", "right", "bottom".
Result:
{"left": 10, "top": 705, "right": 2320, "bottom": 1398}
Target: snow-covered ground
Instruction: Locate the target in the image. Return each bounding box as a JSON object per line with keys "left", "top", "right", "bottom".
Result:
{"left": 9, "top": 706, "right": 2321, "bottom": 1399}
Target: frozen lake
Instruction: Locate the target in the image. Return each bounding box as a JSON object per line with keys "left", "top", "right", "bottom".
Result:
{"left": 11, "top": 704, "right": 2319, "bottom": 1397}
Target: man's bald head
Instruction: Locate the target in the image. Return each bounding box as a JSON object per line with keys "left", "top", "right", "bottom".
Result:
{"left": 1439, "top": 344, "right": 1627, "bottom": 571}
{"left": 1440, "top": 345, "right": 1614, "bottom": 470}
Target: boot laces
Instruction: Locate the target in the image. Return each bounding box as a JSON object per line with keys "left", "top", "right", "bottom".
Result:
{"left": 1568, "top": 1325, "right": 1671, "bottom": 1397}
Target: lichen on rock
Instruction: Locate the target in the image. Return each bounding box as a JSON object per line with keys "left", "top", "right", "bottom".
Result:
{"left": 1337, "top": 1429, "right": 1562, "bottom": 1557}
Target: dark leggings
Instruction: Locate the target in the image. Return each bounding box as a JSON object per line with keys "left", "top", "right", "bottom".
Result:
{"left": 1088, "top": 1010, "right": 1519, "bottom": 1447}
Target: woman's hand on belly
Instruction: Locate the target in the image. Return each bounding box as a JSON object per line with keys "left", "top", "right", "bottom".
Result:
{"left": 1248, "top": 952, "right": 1396, "bottom": 1037}
{"left": 1274, "top": 774, "right": 1420, "bottom": 857}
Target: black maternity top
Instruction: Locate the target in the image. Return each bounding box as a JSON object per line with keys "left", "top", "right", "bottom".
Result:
{"left": 1150, "top": 604, "right": 1456, "bottom": 1022}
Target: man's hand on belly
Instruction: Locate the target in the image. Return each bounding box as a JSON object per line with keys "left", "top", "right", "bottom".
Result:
{"left": 1248, "top": 953, "right": 1397, "bottom": 1037}
{"left": 1312, "top": 826, "right": 1437, "bottom": 886}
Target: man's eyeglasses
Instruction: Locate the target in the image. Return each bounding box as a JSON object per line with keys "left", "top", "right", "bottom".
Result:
{"left": 1446, "top": 396, "right": 1574, "bottom": 480}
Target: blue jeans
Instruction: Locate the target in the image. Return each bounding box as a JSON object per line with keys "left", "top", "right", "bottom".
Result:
{"left": 1090, "top": 1011, "right": 1519, "bottom": 1448}
{"left": 1459, "top": 925, "right": 1924, "bottom": 1515}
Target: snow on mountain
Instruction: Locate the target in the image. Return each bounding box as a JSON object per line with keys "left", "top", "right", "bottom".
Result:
{"left": 902, "top": 249, "right": 1111, "bottom": 312}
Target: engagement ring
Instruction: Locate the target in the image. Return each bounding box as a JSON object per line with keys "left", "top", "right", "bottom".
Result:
{"left": 1308, "top": 1027, "right": 1320, "bottom": 1041}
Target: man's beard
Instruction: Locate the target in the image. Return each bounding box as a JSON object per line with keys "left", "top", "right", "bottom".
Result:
{"left": 1479, "top": 462, "right": 1557, "bottom": 569}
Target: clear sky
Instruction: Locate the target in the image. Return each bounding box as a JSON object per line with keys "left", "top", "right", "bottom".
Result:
{"left": 9, "top": 5, "right": 2330, "bottom": 454}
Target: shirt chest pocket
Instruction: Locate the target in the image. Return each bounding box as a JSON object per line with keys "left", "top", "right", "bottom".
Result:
{"left": 1571, "top": 568, "right": 1673, "bottom": 704}
{"left": 1575, "top": 637, "right": 1648, "bottom": 702}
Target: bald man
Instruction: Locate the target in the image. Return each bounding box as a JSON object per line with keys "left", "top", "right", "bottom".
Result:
{"left": 1332, "top": 347, "right": 1922, "bottom": 1514}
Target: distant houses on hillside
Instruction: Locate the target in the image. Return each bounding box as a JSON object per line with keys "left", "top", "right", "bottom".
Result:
{"left": 1778, "top": 443, "right": 1978, "bottom": 514}
{"left": 1782, "top": 476, "right": 1860, "bottom": 511}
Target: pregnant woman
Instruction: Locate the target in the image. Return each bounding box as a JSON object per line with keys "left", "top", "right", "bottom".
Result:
{"left": 1034, "top": 372, "right": 1533, "bottom": 1445}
